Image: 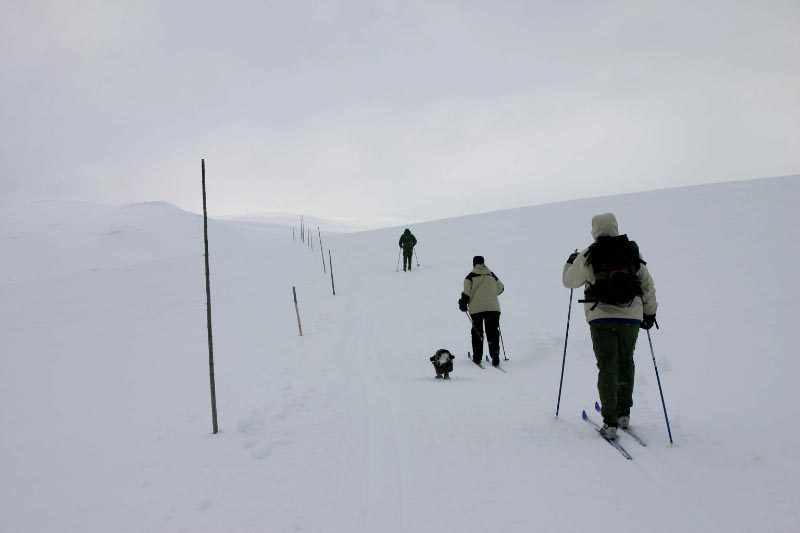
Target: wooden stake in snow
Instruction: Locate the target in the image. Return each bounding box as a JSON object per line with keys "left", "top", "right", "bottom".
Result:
{"left": 293, "top": 286, "right": 303, "bottom": 336}
{"left": 329, "top": 250, "right": 336, "bottom": 296}
{"left": 318, "top": 227, "right": 326, "bottom": 274}
{"left": 201, "top": 159, "right": 219, "bottom": 435}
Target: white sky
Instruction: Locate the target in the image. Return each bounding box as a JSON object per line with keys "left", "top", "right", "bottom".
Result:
{"left": 1, "top": 0, "right": 798, "bottom": 223}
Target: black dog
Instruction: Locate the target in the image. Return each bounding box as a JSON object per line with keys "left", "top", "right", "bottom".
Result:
{"left": 430, "top": 349, "right": 454, "bottom": 380}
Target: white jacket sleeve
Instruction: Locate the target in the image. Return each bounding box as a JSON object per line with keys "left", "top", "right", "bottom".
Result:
{"left": 638, "top": 264, "right": 658, "bottom": 315}
{"left": 562, "top": 251, "right": 590, "bottom": 289}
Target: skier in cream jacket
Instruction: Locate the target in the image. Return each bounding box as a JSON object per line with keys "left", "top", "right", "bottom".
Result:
{"left": 459, "top": 256, "right": 504, "bottom": 366}
{"left": 562, "top": 213, "right": 657, "bottom": 439}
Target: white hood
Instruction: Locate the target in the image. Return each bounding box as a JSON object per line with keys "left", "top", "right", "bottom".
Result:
{"left": 591, "top": 213, "right": 619, "bottom": 240}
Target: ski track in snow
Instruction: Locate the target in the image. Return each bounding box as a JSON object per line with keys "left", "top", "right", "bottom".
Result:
{"left": 339, "top": 260, "right": 407, "bottom": 533}
{"left": 355, "top": 292, "right": 407, "bottom": 533}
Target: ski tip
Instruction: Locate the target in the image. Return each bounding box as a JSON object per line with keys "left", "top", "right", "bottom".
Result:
{"left": 581, "top": 410, "right": 588, "bottom": 420}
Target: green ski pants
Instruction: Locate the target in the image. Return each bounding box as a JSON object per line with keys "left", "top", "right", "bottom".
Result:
{"left": 589, "top": 321, "right": 640, "bottom": 427}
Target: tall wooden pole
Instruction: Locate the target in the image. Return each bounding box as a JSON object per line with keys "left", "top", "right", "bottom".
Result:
{"left": 202, "top": 159, "right": 219, "bottom": 434}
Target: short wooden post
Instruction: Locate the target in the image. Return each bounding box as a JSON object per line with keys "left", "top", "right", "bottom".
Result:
{"left": 318, "top": 227, "right": 326, "bottom": 274}
{"left": 293, "top": 286, "right": 303, "bottom": 336}
{"left": 329, "top": 250, "right": 336, "bottom": 296}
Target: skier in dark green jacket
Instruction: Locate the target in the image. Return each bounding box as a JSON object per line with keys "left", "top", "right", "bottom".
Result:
{"left": 398, "top": 229, "right": 417, "bottom": 271}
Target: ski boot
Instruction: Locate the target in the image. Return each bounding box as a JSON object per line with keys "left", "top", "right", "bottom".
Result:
{"left": 600, "top": 424, "right": 618, "bottom": 439}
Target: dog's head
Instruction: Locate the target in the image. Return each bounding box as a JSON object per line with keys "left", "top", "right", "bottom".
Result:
{"left": 433, "top": 349, "right": 453, "bottom": 365}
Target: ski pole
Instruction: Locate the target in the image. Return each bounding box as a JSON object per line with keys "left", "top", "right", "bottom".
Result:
{"left": 647, "top": 328, "right": 674, "bottom": 444}
{"left": 555, "top": 253, "right": 577, "bottom": 417}
{"left": 465, "top": 311, "right": 483, "bottom": 339}
{"left": 396, "top": 249, "right": 401, "bottom": 272}
{"left": 499, "top": 328, "right": 508, "bottom": 361}
{"left": 464, "top": 310, "right": 485, "bottom": 360}
{"left": 414, "top": 248, "right": 420, "bottom": 267}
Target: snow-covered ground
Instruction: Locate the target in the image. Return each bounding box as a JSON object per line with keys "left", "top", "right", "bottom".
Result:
{"left": 1, "top": 175, "right": 798, "bottom": 532}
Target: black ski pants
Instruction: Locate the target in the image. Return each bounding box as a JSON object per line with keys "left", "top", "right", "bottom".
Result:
{"left": 402, "top": 246, "right": 414, "bottom": 270}
{"left": 470, "top": 311, "right": 500, "bottom": 365}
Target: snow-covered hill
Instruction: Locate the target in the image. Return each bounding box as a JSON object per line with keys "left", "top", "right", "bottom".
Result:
{"left": 1, "top": 175, "right": 798, "bottom": 532}
{"left": 0, "top": 200, "right": 267, "bottom": 284}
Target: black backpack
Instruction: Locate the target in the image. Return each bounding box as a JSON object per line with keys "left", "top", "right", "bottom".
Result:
{"left": 580, "top": 235, "right": 646, "bottom": 309}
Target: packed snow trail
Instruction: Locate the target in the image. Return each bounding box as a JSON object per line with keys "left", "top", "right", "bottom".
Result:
{"left": 1, "top": 176, "right": 798, "bottom": 531}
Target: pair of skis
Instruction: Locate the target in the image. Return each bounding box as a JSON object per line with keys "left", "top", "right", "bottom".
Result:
{"left": 473, "top": 361, "right": 506, "bottom": 372}
{"left": 468, "top": 352, "right": 506, "bottom": 372}
{"left": 582, "top": 402, "right": 646, "bottom": 460}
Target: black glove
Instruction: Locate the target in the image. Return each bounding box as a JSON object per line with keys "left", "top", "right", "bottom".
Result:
{"left": 567, "top": 252, "right": 579, "bottom": 264}
{"left": 640, "top": 314, "right": 656, "bottom": 330}
{"left": 458, "top": 294, "right": 469, "bottom": 312}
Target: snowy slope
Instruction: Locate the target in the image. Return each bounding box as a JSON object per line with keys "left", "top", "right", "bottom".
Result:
{"left": 1, "top": 176, "right": 798, "bottom": 532}
{"left": 220, "top": 212, "right": 429, "bottom": 233}
{"left": 0, "top": 201, "right": 262, "bottom": 284}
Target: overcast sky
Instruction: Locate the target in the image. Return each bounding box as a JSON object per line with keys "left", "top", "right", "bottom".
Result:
{"left": 1, "top": 0, "right": 798, "bottom": 223}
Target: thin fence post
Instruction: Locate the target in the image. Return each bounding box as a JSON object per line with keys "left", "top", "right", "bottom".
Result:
{"left": 201, "top": 159, "right": 219, "bottom": 435}
{"left": 293, "top": 286, "right": 303, "bottom": 336}
{"left": 300, "top": 216, "right": 304, "bottom": 243}
{"left": 319, "top": 227, "right": 326, "bottom": 274}
{"left": 329, "top": 250, "right": 336, "bottom": 295}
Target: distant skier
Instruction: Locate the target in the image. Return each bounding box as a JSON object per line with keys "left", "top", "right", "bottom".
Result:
{"left": 458, "top": 256, "right": 504, "bottom": 366}
{"left": 430, "top": 348, "right": 454, "bottom": 379}
{"left": 562, "top": 213, "right": 657, "bottom": 439}
{"left": 398, "top": 228, "right": 417, "bottom": 272}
